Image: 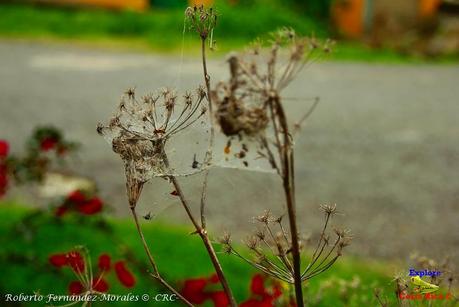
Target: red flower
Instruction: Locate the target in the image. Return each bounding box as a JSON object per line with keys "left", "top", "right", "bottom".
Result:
{"left": 240, "top": 298, "right": 263, "bottom": 307}
{"left": 98, "top": 254, "right": 111, "bottom": 271}
{"left": 180, "top": 278, "right": 209, "bottom": 304}
{"left": 55, "top": 205, "right": 68, "bottom": 217}
{"left": 92, "top": 277, "right": 109, "bottom": 293}
{"left": 0, "top": 140, "right": 9, "bottom": 158}
{"left": 211, "top": 291, "right": 229, "bottom": 307}
{"left": 272, "top": 283, "right": 282, "bottom": 299}
{"left": 49, "top": 253, "right": 68, "bottom": 267}
{"left": 67, "top": 190, "right": 86, "bottom": 204}
{"left": 56, "top": 191, "right": 104, "bottom": 217}
{"left": 114, "top": 261, "right": 136, "bottom": 288}
{"left": 40, "top": 137, "right": 58, "bottom": 151}
{"left": 68, "top": 281, "right": 84, "bottom": 295}
{"left": 77, "top": 197, "right": 103, "bottom": 215}
{"left": 240, "top": 274, "right": 284, "bottom": 307}
{"left": 208, "top": 274, "right": 220, "bottom": 284}
{"left": 250, "top": 274, "right": 267, "bottom": 296}
{"left": 67, "top": 251, "right": 85, "bottom": 273}
{"left": 0, "top": 171, "right": 8, "bottom": 198}
{"left": 0, "top": 141, "right": 8, "bottom": 198}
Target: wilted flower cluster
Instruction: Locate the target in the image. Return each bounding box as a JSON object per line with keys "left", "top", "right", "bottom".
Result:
{"left": 212, "top": 29, "right": 333, "bottom": 170}
{"left": 221, "top": 206, "right": 351, "bottom": 284}
{"left": 97, "top": 87, "right": 207, "bottom": 207}
{"left": 49, "top": 248, "right": 136, "bottom": 296}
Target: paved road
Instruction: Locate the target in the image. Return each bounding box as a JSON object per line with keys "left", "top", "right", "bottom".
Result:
{"left": 1, "top": 41, "right": 458, "bottom": 262}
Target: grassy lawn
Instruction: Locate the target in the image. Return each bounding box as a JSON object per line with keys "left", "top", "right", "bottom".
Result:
{"left": 0, "top": 201, "right": 450, "bottom": 306}
{"left": 1, "top": 3, "right": 457, "bottom": 63}
{"left": 0, "top": 3, "right": 324, "bottom": 53}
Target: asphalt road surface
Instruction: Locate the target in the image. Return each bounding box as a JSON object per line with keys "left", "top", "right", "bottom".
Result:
{"left": 1, "top": 40, "right": 458, "bottom": 263}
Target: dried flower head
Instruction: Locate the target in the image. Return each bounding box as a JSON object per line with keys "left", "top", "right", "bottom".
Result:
{"left": 212, "top": 29, "right": 331, "bottom": 140}
{"left": 333, "top": 227, "right": 351, "bottom": 239}
{"left": 228, "top": 205, "right": 350, "bottom": 285}
{"left": 98, "top": 87, "right": 207, "bottom": 207}
{"left": 219, "top": 232, "right": 232, "bottom": 245}
{"left": 185, "top": 5, "right": 217, "bottom": 40}
{"left": 245, "top": 236, "right": 260, "bottom": 251}
{"left": 255, "top": 210, "right": 275, "bottom": 225}
{"left": 320, "top": 203, "right": 337, "bottom": 216}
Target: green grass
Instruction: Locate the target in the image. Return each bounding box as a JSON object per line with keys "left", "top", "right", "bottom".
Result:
{"left": 0, "top": 202, "right": 454, "bottom": 306}
{"left": 1, "top": 3, "right": 457, "bottom": 63}
{"left": 0, "top": 2, "right": 324, "bottom": 54}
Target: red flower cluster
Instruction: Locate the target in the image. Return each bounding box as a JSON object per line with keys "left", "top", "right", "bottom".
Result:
{"left": 40, "top": 137, "right": 59, "bottom": 152}
{"left": 181, "top": 274, "right": 291, "bottom": 307}
{"left": 49, "top": 252, "right": 136, "bottom": 294}
{"left": 55, "top": 190, "right": 104, "bottom": 216}
{"left": 114, "top": 261, "right": 136, "bottom": 288}
{"left": 49, "top": 251, "right": 85, "bottom": 273}
{"left": 0, "top": 140, "right": 9, "bottom": 198}
{"left": 180, "top": 274, "right": 229, "bottom": 306}
{"left": 240, "top": 274, "right": 285, "bottom": 307}
{"left": 32, "top": 127, "right": 71, "bottom": 155}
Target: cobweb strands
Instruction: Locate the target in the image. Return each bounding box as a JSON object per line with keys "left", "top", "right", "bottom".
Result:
{"left": 97, "top": 87, "right": 211, "bottom": 185}
{"left": 210, "top": 29, "right": 332, "bottom": 175}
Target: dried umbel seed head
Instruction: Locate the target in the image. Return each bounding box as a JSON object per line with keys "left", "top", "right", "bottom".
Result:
{"left": 98, "top": 86, "right": 207, "bottom": 207}
{"left": 212, "top": 30, "right": 329, "bottom": 141}
{"left": 245, "top": 236, "right": 259, "bottom": 250}
{"left": 333, "top": 228, "right": 351, "bottom": 239}
{"left": 254, "top": 229, "right": 266, "bottom": 241}
{"left": 219, "top": 232, "right": 232, "bottom": 245}
{"left": 214, "top": 100, "right": 269, "bottom": 137}
{"left": 185, "top": 5, "right": 217, "bottom": 40}
{"left": 320, "top": 203, "right": 337, "bottom": 216}
{"left": 255, "top": 210, "right": 275, "bottom": 225}
{"left": 219, "top": 232, "right": 233, "bottom": 254}
{"left": 337, "top": 238, "right": 352, "bottom": 256}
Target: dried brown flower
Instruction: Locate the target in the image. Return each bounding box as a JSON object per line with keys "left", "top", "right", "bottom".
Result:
{"left": 97, "top": 87, "right": 207, "bottom": 207}
{"left": 320, "top": 203, "right": 337, "bottom": 215}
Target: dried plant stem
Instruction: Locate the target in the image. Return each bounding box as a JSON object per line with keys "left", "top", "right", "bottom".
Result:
{"left": 129, "top": 206, "right": 193, "bottom": 307}
{"left": 170, "top": 176, "right": 237, "bottom": 307}
{"left": 199, "top": 37, "right": 215, "bottom": 230}
{"left": 271, "top": 95, "right": 304, "bottom": 306}
{"left": 197, "top": 36, "right": 237, "bottom": 307}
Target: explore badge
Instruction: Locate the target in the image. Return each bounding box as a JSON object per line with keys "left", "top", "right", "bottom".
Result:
{"left": 410, "top": 276, "right": 439, "bottom": 294}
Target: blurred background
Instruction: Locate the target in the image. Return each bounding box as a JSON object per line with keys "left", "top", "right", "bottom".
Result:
{"left": 0, "top": 0, "right": 458, "bottom": 305}
{"left": 0, "top": 0, "right": 458, "bottom": 57}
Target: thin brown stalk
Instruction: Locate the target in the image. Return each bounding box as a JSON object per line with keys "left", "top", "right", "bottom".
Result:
{"left": 271, "top": 95, "right": 304, "bottom": 306}
{"left": 129, "top": 206, "right": 193, "bottom": 306}
{"left": 194, "top": 37, "right": 237, "bottom": 306}
{"left": 170, "top": 175, "right": 237, "bottom": 307}
{"left": 199, "top": 37, "right": 215, "bottom": 230}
